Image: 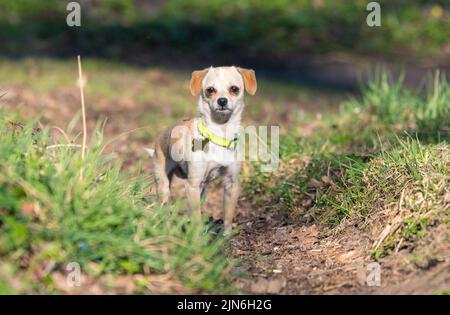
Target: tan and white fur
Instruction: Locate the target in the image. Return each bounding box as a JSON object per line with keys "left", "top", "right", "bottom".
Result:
{"left": 147, "top": 66, "right": 257, "bottom": 234}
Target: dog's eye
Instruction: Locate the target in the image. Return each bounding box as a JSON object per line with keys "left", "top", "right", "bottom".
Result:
{"left": 205, "top": 87, "right": 216, "bottom": 96}
{"left": 229, "top": 85, "right": 240, "bottom": 94}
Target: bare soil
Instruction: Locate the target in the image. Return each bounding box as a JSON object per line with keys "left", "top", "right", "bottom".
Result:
{"left": 230, "top": 199, "right": 449, "bottom": 294}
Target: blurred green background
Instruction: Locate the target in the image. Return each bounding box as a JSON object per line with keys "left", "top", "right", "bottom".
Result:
{"left": 1, "top": 0, "right": 449, "bottom": 64}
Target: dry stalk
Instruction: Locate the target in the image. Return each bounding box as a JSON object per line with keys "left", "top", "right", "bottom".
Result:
{"left": 77, "top": 55, "right": 88, "bottom": 180}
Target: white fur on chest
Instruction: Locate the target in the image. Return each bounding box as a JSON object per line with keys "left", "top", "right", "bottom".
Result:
{"left": 192, "top": 141, "right": 239, "bottom": 173}
{"left": 190, "top": 120, "right": 240, "bottom": 182}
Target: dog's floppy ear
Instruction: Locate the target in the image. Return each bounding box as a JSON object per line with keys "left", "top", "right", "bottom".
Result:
{"left": 190, "top": 69, "right": 208, "bottom": 96}
{"left": 237, "top": 67, "right": 257, "bottom": 95}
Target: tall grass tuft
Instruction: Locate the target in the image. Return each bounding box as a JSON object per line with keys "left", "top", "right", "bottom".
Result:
{"left": 0, "top": 111, "right": 232, "bottom": 293}
{"left": 361, "top": 70, "right": 413, "bottom": 124}
{"left": 316, "top": 137, "right": 448, "bottom": 225}
{"left": 416, "top": 71, "right": 450, "bottom": 138}
{"left": 243, "top": 71, "right": 449, "bottom": 256}
{"left": 350, "top": 70, "right": 449, "bottom": 141}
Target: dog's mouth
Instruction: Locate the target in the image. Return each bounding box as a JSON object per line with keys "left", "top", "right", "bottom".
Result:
{"left": 212, "top": 108, "right": 233, "bottom": 124}
{"left": 216, "top": 107, "right": 231, "bottom": 112}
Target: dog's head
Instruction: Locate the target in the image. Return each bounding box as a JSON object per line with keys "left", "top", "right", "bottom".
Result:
{"left": 190, "top": 66, "right": 257, "bottom": 124}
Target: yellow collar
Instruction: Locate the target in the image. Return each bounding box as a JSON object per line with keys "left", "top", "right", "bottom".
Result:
{"left": 197, "top": 119, "right": 239, "bottom": 150}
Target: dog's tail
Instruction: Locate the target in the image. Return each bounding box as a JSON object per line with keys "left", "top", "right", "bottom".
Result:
{"left": 144, "top": 147, "right": 155, "bottom": 157}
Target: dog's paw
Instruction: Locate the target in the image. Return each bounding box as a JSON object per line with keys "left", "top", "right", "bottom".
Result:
{"left": 223, "top": 224, "right": 232, "bottom": 236}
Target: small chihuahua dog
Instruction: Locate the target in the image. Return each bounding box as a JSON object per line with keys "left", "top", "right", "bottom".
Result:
{"left": 146, "top": 66, "right": 257, "bottom": 234}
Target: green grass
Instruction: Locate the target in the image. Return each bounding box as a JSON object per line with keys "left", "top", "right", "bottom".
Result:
{"left": 243, "top": 71, "right": 449, "bottom": 257}
{"left": 317, "top": 138, "right": 447, "bottom": 229}
{"left": 347, "top": 69, "right": 450, "bottom": 138}
{"left": 0, "top": 112, "right": 232, "bottom": 294}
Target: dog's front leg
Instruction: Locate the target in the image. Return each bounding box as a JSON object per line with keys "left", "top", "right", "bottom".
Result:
{"left": 223, "top": 167, "right": 240, "bottom": 235}
{"left": 185, "top": 178, "right": 201, "bottom": 223}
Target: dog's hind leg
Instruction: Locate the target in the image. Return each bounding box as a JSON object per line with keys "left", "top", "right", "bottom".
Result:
{"left": 152, "top": 148, "right": 171, "bottom": 204}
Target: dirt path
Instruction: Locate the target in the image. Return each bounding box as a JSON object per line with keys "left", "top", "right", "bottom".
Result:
{"left": 202, "top": 187, "right": 371, "bottom": 294}
{"left": 160, "top": 170, "right": 375, "bottom": 294}
{"left": 199, "top": 182, "right": 449, "bottom": 295}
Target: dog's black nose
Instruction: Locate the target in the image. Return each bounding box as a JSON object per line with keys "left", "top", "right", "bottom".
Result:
{"left": 217, "top": 97, "right": 228, "bottom": 107}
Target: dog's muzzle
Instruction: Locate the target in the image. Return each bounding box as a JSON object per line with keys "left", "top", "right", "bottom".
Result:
{"left": 211, "top": 108, "right": 233, "bottom": 124}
